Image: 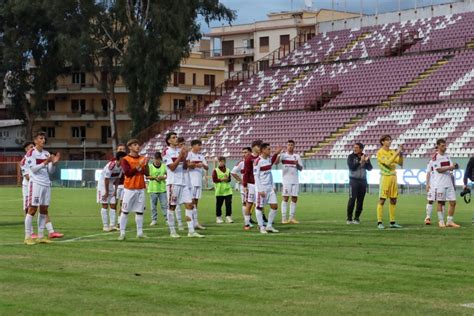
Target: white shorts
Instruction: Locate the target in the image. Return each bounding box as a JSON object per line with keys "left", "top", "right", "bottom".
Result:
{"left": 282, "top": 183, "right": 299, "bottom": 197}
{"left": 427, "top": 187, "right": 436, "bottom": 201}
{"left": 245, "top": 183, "right": 256, "bottom": 204}
{"left": 190, "top": 186, "right": 202, "bottom": 200}
{"left": 256, "top": 189, "right": 278, "bottom": 209}
{"left": 122, "top": 189, "right": 146, "bottom": 213}
{"left": 97, "top": 185, "right": 117, "bottom": 205}
{"left": 117, "top": 185, "right": 124, "bottom": 201}
{"left": 22, "top": 184, "right": 29, "bottom": 210}
{"left": 167, "top": 184, "right": 192, "bottom": 206}
{"left": 434, "top": 186, "right": 456, "bottom": 202}
{"left": 29, "top": 182, "right": 51, "bottom": 207}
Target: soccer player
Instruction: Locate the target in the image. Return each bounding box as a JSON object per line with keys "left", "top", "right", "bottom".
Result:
{"left": 431, "top": 138, "right": 460, "bottom": 228}
{"left": 242, "top": 140, "right": 263, "bottom": 230}
{"left": 20, "top": 141, "right": 36, "bottom": 238}
{"left": 118, "top": 139, "right": 149, "bottom": 240}
{"left": 115, "top": 143, "right": 127, "bottom": 228}
{"left": 163, "top": 132, "right": 203, "bottom": 238}
{"left": 24, "top": 131, "right": 61, "bottom": 245}
{"left": 147, "top": 151, "right": 168, "bottom": 226}
{"left": 254, "top": 143, "right": 282, "bottom": 233}
{"left": 346, "top": 142, "right": 372, "bottom": 224}
{"left": 277, "top": 140, "right": 303, "bottom": 224}
{"left": 187, "top": 139, "right": 209, "bottom": 229}
{"left": 376, "top": 135, "right": 403, "bottom": 229}
{"left": 231, "top": 147, "right": 252, "bottom": 223}
{"left": 213, "top": 157, "right": 233, "bottom": 223}
{"left": 97, "top": 151, "right": 127, "bottom": 231}
{"left": 462, "top": 155, "right": 474, "bottom": 224}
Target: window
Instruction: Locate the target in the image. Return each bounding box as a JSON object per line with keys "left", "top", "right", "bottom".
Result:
{"left": 192, "top": 73, "right": 196, "bottom": 86}
{"left": 71, "top": 99, "right": 86, "bottom": 114}
{"left": 72, "top": 72, "right": 86, "bottom": 86}
{"left": 101, "top": 99, "right": 108, "bottom": 114}
{"left": 222, "top": 40, "right": 234, "bottom": 56}
{"left": 204, "top": 74, "right": 215, "bottom": 89}
{"left": 259, "top": 36, "right": 269, "bottom": 53}
{"left": 173, "top": 99, "right": 186, "bottom": 112}
{"left": 46, "top": 99, "right": 55, "bottom": 112}
{"left": 244, "top": 39, "right": 254, "bottom": 49}
{"left": 101, "top": 126, "right": 111, "bottom": 144}
{"left": 173, "top": 72, "right": 185, "bottom": 86}
{"left": 2, "top": 131, "right": 9, "bottom": 137}
{"left": 41, "top": 127, "right": 55, "bottom": 138}
{"left": 71, "top": 126, "right": 86, "bottom": 139}
{"left": 280, "top": 34, "right": 290, "bottom": 46}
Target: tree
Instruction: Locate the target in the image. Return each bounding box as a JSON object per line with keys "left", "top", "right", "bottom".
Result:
{"left": 121, "top": 0, "right": 235, "bottom": 136}
{"left": 0, "top": 0, "right": 95, "bottom": 140}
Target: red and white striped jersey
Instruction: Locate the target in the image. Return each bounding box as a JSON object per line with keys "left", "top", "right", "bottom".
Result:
{"left": 254, "top": 156, "right": 274, "bottom": 192}
{"left": 280, "top": 152, "right": 303, "bottom": 185}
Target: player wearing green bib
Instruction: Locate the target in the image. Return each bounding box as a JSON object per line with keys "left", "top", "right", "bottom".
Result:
{"left": 147, "top": 152, "right": 167, "bottom": 226}
{"left": 212, "top": 157, "right": 233, "bottom": 223}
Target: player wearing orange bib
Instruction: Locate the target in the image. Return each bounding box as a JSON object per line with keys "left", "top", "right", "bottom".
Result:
{"left": 118, "top": 139, "right": 149, "bottom": 240}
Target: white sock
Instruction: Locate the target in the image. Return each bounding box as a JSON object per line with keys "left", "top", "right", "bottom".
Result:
{"left": 101, "top": 208, "right": 108, "bottom": 227}
{"left": 244, "top": 215, "right": 251, "bottom": 226}
{"left": 45, "top": 222, "right": 54, "bottom": 233}
{"left": 437, "top": 211, "right": 444, "bottom": 222}
{"left": 281, "top": 201, "right": 288, "bottom": 221}
{"left": 447, "top": 215, "right": 453, "bottom": 223}
{"left": 186, "top": 209, "right": 195, "bottom": 233}
{"left": 267, "top": 209, "right": 277, "bottom": 228}
{"left": 175, "top": 206, "right": 182, "bottom": 225}
{"left": 290, "top": 202, "right": 297, "bottom": 219}
{"left": 38, "top": 214, "right": 47, "bottom": 239}
{"left": 120, "top": 213, "right": 128, "bottom": 235}
{"left": 109, "top": 208, "right": 116, "bottom": 227}
{"left": 426, "top": 204, "right": 433, "bottom": 218}
{"left": 256, "top": 209, "right": 264, "bottom": 228}
{"left": 135, "top": 214, "right": 144, "bottom": 235}
{"left": 242, "top": 206, "right": 246, "bottom": 219}
{"left": 442, "top": 206, "right": 445, "bottom": 219}
{"left": 167, "top": 210, "right": 176, "bottom": 234}
{"left": 193, "top": 207, "right": 199, "bottom": 227}
{"left": 25, "top": 214, "right": 33, "bottom": 238}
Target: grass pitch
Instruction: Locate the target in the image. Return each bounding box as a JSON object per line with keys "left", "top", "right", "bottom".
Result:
{"left": 0, "top": 187, "right": 473, "bottom": 315}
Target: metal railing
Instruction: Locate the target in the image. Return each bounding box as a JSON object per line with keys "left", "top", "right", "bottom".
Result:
{"left": 202, "top": 46, "right": 255, "bottom": 58}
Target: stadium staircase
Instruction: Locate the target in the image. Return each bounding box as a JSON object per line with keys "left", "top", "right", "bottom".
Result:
{"left": 326, "top": 32, "right": 372, "bottom": 62}
{"left": 303, "top": 113, "right": 366, "bottom": 157}
{"left": 381, "top": 55, "right": 453, "bottom": 106}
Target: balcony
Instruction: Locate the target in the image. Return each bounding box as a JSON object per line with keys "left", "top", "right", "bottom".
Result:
{"left": 202, "top": 47, "right": 254, "bottom": 59}
{"left": 41, "top": 111, "right": 131, "bottom": 121}
{"left": 47, "top": 138, "right": 111, "bottom": 148}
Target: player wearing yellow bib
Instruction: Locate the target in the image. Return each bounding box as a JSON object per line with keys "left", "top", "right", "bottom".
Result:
{"left": 376, "top": 135, "right": 404, "bottom": 229}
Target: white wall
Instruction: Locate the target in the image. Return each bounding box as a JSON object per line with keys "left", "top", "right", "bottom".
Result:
{"left": 319, "top": 1, "right": 474, "bottom": 32}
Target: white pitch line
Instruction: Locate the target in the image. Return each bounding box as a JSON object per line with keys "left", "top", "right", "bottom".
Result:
{"left": 461, "top": 303, "right": 474, "bottom": 308}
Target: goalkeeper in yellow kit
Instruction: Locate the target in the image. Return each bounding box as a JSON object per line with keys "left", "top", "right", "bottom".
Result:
{"left": 376, "top": 135, "right": 404, "bottom": 229}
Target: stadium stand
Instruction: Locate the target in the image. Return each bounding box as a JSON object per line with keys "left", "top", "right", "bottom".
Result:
{"left": 141, "top": 11, "right": 474, "bottom": 159}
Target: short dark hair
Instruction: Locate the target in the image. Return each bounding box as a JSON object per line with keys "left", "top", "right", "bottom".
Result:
{"left": 260, "top": 143, "right": 270, "bottom": 150}
{"left": 115, "top": 151, "right": 127, "bottom": 160}
{"left": 288, "top": 140, "right": 295, "bottom": 144}
{"left": 251, "top": 140, "right": 263, "bottom": 148}
{"left": 177, "top": 137, "right": 185, "bottom": 144}
{"left": 34, "top": 131, "right": 46, "bottom": 139}
{"left": 218, "top": 156, "right": 226, "bottom": 162}
{"left": 154, "top": 151, "right": 162, "bottom": 159}
{"left": 379, "top": 134, "right": 391, "bottom": 145}
{"left": 436, "top": 138, "right": 446, "bottom": 146}
{"left": 165, "top": 132, "right": 177, "bottom": 145}
{"left": 22, "top": 141, "right": 34, "bottom": 150}
{"left": 243, "top": 147, "right": 251, "bottom": 152}
{"left": 127, "top": 139, "right": 140, "bottom": 147}
{"left": 191, "top": 139, "right": 202, "bottom": 146}
{"left": 355, "top": 142, "right": 365, "bottom": 150}
{"left": 117, "top": 143, "right": 126, "bottom": 148}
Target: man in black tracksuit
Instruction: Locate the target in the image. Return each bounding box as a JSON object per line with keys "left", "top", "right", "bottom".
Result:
{"left": 346, "top": 142, "right": 373, "bottom": 224}
{"left": 463, "top": 156, "right": 474, "bottom": 224}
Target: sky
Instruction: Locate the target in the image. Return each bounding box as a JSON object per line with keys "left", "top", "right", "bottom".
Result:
{"left": 201, "top": 0, "right": 459, "bottom": 32}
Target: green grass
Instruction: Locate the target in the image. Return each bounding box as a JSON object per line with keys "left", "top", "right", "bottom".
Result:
{"left": 0, "top": 187, "right": 473, "bottom": 315}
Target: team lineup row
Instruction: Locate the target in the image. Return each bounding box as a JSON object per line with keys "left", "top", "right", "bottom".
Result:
{"left": 20, "top": 131, "right": 470, "bottom": 245}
